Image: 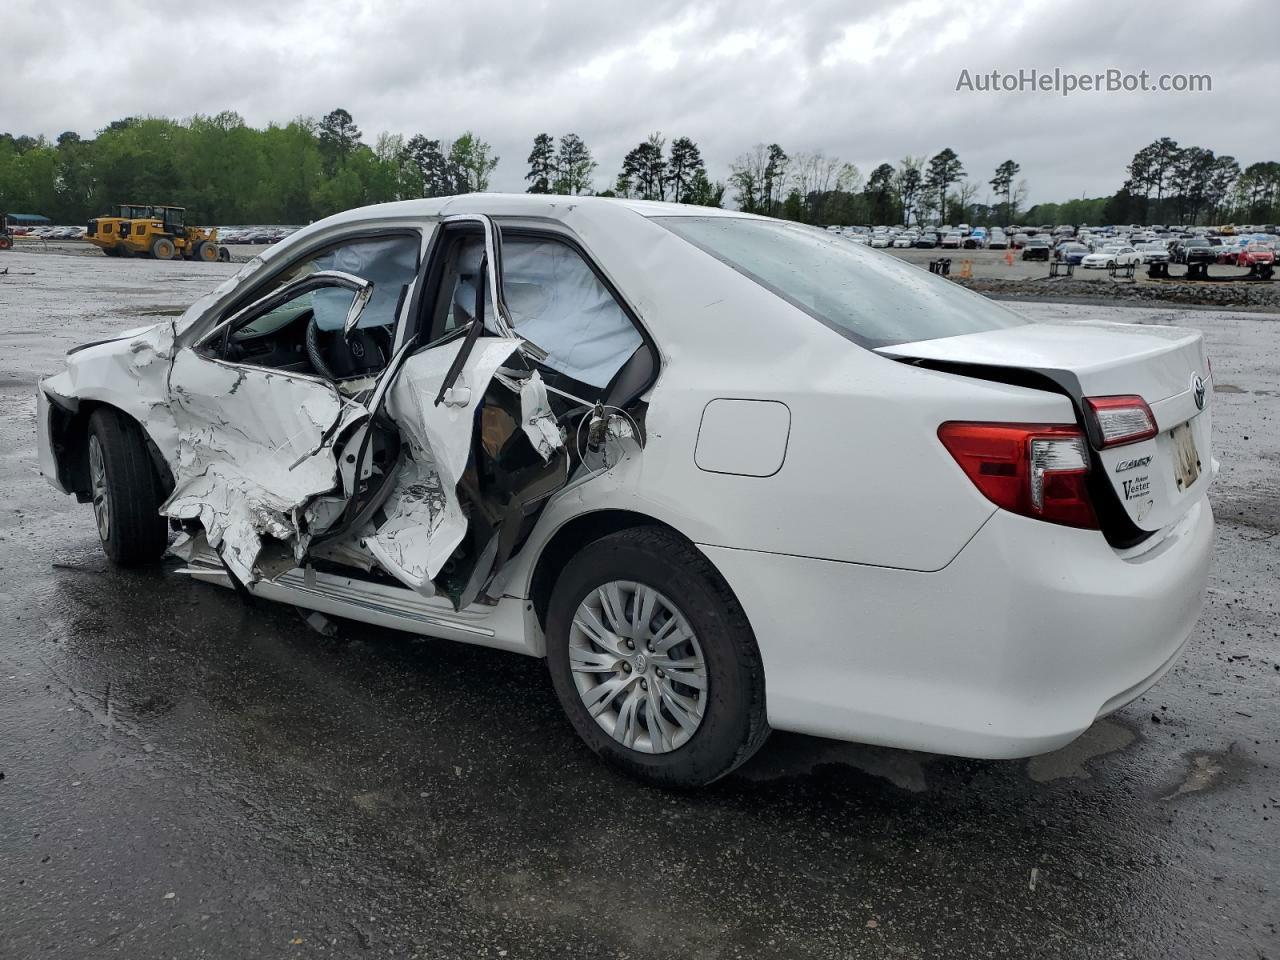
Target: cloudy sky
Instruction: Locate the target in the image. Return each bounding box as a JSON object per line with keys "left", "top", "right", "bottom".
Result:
{"left": 5, "top": 0, "right": 1275, "bottom": 205}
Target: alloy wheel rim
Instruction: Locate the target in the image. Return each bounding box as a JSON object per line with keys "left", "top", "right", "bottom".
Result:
{"left": 569, "top": 580, "right": 707, "bottom": 754}
{"left": 88, "top": 435, "right": 110, "bottom": 541}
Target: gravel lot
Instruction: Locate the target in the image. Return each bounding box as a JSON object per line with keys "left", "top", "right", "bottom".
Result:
{"left": 1, "top": 249, "right": 1277, "bottom": 959}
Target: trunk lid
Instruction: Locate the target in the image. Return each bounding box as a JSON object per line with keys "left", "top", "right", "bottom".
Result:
{"left": 878, "top": 320, "right": 1213, "bottom": 535}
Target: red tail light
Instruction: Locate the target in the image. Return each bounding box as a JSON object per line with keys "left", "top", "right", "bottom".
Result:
{"left": 1083, "top": 395, "right": 1157, "bottom": 448}
{"left": 938, "top": 422, "right": 1098, "bottom": 529}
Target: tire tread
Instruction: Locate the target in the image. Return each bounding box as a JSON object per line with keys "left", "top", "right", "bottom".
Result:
{"left": 88, "top": 408, "right": 168, "bottom": 564}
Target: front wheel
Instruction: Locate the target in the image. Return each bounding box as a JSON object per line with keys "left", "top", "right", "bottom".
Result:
{"left": 151, "top": 237, "right": 176, "bottom": 260}
{"left": 87, "top": 408, "right": 169, "bottom": 564}
{"left": 546, "top": 527, "right": 769, "bottom": 789}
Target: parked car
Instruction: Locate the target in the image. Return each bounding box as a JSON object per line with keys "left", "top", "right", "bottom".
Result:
{"left": 1237, "top": 242, "right": 1276, "bottom": 269}
{"left": 1011, "top": 233, "right": 1030, "bottom": 249}
{"left": 1055, "top": 243, "right": 1089, "bottom": 265}
{"left": 939, "top": 232, "right": 962, "bottom": 249}
{"left": 1021, "top": 237, "right": 1051, "bottom": 260}
{"left": 35, "top": 196, "right": 1216, "bottom": 789}
{"left": 892, "top": 234, "right": 914, "bottom": 249}
{"left": 988, "top": 231, "right": 1009, "bottom": 250}
{"left": 913, "top": 234, "right": 937, "bottom": 249}
{"left": 1136, "top": 243, "right": 1171, "bottom": 264}
{"left": 1174, "top": 241, "right": 1218, "bottom": 266}
{"left": 1216, "top": 238, "right": 1250, "bottom": 265}
{"left": 1081, "top": 246, "right": 1143, "bottom": 269}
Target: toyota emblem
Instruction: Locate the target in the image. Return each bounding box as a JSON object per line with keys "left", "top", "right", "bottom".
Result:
{"left": 1191, "top": 373, "right": 1206, "bottom": 411}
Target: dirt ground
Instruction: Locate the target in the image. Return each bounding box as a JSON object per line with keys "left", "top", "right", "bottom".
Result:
{"left": 1, "top": 248, "right": 1277, "bottom": 959}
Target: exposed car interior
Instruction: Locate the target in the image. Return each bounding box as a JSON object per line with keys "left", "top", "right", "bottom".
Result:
{"left": 202, "top": 234, "right": 420, "bottom": 384}
{"left": 323, "top": 225, "right": 660, "bottom": 605}
{"left": 191, "top": 221, "right": 660, "bottom": 605}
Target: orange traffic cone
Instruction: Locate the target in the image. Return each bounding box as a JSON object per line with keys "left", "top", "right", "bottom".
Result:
{"left": 1005, "top": 250, "right": 1014, "bottom": 266}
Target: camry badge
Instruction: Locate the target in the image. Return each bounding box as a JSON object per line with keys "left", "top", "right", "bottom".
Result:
{"left": 1115, "top": 455, "right": 1153, "bottom": 473}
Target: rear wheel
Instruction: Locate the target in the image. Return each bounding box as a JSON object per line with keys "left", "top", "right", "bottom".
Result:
{"left": 546, "top": 527, "right": 769, "bottom": 788}
{"left": 0, "top": 235, "right": 12, "bottom": 251}
{"left": 86, "top": 408, "right": 169, "bottom": 564}
{"left": 195, "top": 240, "right": 218, "bottom": 262}
{"left": 151, "top": 237, "right": 176, "bottom": 260}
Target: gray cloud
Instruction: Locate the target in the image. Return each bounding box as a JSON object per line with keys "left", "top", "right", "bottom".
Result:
{"left": 5, "top": 0, "right": 1275, "bottom": 205}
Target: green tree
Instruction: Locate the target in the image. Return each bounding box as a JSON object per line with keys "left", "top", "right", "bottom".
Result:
{"left": 525, "top": 133, "right": 555, "bottom": 193}
{"left": 864, "top": 162, "right": 897, "bottom": 224}
{"left": 553, "top": 133, "right": 596, "bottom": 195}
{"left": 449, "top": 132, "right": 498, "bottom": 192}
{"left": 406, "top": 135, "right": 461, "bottom": 197}
{"left": 925, "top": 148, "right": 964, "bottom": 224}
{"left": 620, "top": 133, "right": 666, "bottom": 200}
{"left": 989, "top": 159, "right": 1020, "bottom": 224}
{"left": 895, "top": 157, "right": 923, "bottom": 226}
{"left": 666, "top": 136, "right": 704, "bottom": 203}
{"left": 318, "top": 108, "right": 362, "bottom": 175}
{"left": 685, "top": 168, "right": 724, "bottom": 207}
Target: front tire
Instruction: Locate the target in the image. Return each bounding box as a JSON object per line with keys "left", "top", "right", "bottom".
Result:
{"left": 151, "top": 237, "right": 176, "bottom": 260}
{"left": 87, "top": 408, "right": 169, "bottom": 564}
{"left": 546, "top": 527, "right": 769, "bottom": 788}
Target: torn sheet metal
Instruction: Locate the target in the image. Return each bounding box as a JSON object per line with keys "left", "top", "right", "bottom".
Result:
{"left": 359, "top": 336, "right": 522, "bottom": 593}
{"left": 518, "top": 371, "right": 563, "bottom": 462}
{"left": 46, "top": 321, "right": 181, "bottom": 458}
{"left": 160, "top": 351, "right": 359, "bottom": 585}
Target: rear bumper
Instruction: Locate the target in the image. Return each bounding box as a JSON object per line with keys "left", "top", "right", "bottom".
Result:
{"left": 701, "top": 497, "right": 1214, "bottom": 758}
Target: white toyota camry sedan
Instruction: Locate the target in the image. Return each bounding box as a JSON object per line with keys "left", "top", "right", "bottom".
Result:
{"left": 37, "top": 195, "right": 1215, "bottom": 788}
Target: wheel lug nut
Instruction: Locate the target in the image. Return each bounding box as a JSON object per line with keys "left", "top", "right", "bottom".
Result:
{"left": 625, "top": 640, "right": 635, "bottom": 650}
{"left": 656, "top": 668, "right": 665, "bottom": 678}
{"left": 622, "top": 663, "right": 631, "bottom": 673}
{"left": 640, "top": 679, "right": 648, "bottom": 690}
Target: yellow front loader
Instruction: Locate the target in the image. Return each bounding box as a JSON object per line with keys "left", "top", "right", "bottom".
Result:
{"left": 87, "top": 204, "right": 222, "bottom": 261}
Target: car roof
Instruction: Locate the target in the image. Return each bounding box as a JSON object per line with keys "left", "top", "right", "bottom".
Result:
{"left": 318, "top": 193, "right": 756, "bottom": 229}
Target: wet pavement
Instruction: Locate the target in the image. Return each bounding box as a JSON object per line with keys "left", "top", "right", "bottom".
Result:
{"left": 1, "top": 249, "right": 1277, "bottom": 959}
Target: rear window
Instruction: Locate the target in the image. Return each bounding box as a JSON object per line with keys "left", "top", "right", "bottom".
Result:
{"left": 655, "top": 216, "right": 1030, "bottom": 348}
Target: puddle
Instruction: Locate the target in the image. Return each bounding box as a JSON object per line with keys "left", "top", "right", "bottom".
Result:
{"left": 1025, "top": 719, "right": 1136, "bottom": 782}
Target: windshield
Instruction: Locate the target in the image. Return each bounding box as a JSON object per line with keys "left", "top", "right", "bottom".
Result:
{"left": 656, "top": 216, "right": 1031, "bottom": 348}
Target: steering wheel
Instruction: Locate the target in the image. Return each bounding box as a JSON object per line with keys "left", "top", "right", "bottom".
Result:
{"left": 306, "top": 315, "right": 392, "bottom": 381}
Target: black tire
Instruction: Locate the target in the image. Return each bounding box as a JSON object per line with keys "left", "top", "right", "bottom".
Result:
{"left": 546, "top": 527, "right": 769, "bottom": 789}
{"left": 86, "top": 408, "right": 169, "bottom": 564}
{"left": 151, "top": 237, "right": 176, "bottom": 260}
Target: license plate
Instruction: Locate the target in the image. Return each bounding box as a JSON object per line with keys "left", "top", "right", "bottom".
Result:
{"left": 1171, "top": 421, "right": 1200, "bottom": 490}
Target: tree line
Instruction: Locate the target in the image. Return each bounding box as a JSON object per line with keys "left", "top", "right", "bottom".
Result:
{"left": 3, "top": 110, "right": 1278, "bottom": 229}
{"left": 0, "top": 109, "right": 503, "bottom": 226}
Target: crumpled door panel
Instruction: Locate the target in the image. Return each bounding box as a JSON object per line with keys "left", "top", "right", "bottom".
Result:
{"left": 360, "top": 336, "right": 523, "bottom": 597}
{"left": 161, "top": 351, "right": 361, "bottom": 584}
